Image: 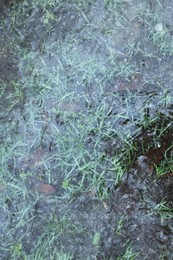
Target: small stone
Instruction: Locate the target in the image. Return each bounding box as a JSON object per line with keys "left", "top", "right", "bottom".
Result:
{"left": 155, "top": 23, "right": 163, "bottom": 32}
{"left": 70, "top": 15, "right": 75, "bottom": 20}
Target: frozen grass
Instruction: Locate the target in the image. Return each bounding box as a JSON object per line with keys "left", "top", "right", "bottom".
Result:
{"left": 0, "top": 0, "right": 173, "bottom": 258}
{"left": 117, "top": 242, "right": 139, "bottom": 260}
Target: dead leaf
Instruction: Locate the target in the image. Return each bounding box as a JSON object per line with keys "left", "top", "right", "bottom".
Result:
{"left": 35, "top": 182, "right": 55, "bottom": 195}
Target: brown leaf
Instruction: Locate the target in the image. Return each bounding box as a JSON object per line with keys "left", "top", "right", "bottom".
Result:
{"left": 35, "top": 182, "right": 55, "bottom": 195}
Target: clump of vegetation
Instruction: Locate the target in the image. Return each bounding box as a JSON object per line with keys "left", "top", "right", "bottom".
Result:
{"left": 0, "top": 0, "right": 173, "bottom": 258}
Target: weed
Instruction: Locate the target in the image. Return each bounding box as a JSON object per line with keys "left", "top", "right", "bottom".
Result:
{"left": 150, "top": 23, "right": 173, "bottom": 55}
{"left": 159, "top": 86, "right": 172, "bottom": 107}
{"left": 154, "top": 200, "right": 173, "bottom": 223}
{"left": 155, "top": 158, "right": 173, "bottom": 177}
{"left": 115, "top": 214, "right": 127, "bottom": 235}
{"left": 29, "top": 214, "right": 79, "bottom": 258}
{"left": 10, "top": 242, "right": 24, "bottom": 259}
{"left": 31, "top": 0, "right": 61, "bottom": 9}
{"left": 117, "top": 242, "right": 139, "bottom": 260}
{"left": 92, "top": 232, "right": 101, "bottom": 246}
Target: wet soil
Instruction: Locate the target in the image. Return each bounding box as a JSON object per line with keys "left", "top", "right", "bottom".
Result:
{"left": 0, "top": 0, "right": 173, "bottom": 259}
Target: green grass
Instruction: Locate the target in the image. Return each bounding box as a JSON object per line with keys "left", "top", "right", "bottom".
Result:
{"left": 92, "top": 231, "right": 101, "bottom": 246}
{"left": 2, "top": 0, "right": 172, "bottom": 202}
{"left": 28, "top": 214, "right": 79, "bottom": 259}
{"left": 115, "top": 214, "right": 128, "bottom": 235}
{"left": 0, "top": 0, "right": 173, "bottom": 258}
{"left": 2, "top": 0, "right": 170, "bottom": 185}
{"left": 117, "top": 242, "right": 139, "bottom": 260}
{"left": 154, "top": 200, "right": 173, "bottom": 223}
{"left": 155, "top": 156, "right": 173, "bottom": 177}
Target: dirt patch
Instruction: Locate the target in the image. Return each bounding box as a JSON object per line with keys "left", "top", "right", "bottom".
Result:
{"left": 0, "top": 0, "right": 173, "bottom": 259}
